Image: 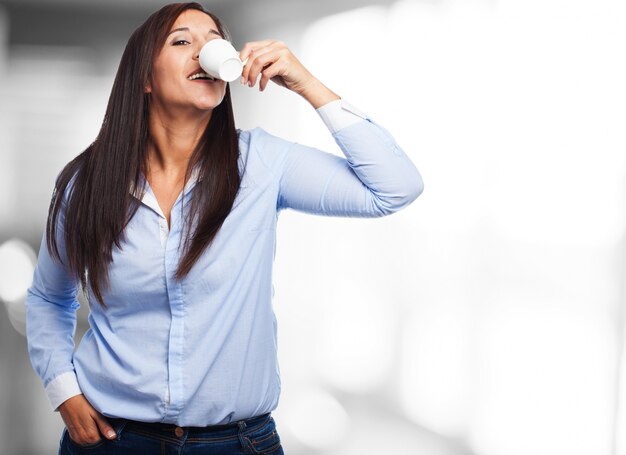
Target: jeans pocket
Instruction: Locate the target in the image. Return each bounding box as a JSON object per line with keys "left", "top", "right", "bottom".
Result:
{"left": 66, "top": 432, "right": 105, "bottom": 451}
{"left": 64, "top": 419, "right": 127, "bottom": 452}
{"left": 242, "top": 417, "right": 283, "bottom": 454}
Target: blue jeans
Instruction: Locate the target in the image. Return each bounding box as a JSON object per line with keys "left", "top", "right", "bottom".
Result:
{"left": 58, "top": 412, "right": 284, "bottom": 454}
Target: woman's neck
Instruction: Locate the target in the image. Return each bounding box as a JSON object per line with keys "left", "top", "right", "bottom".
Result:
{"left": 146, "top": 104, "right": 212, "bottom": 176}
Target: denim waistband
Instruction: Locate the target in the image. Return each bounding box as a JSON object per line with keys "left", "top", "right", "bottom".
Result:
{"left": 107, "top": 412, "right": 271, "bottom": 436}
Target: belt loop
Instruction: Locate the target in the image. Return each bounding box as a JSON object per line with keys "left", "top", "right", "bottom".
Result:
{"left": 237, "top": 420, "right": 249, "bottom": 453}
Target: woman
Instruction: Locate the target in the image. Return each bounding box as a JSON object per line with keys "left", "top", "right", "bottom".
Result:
{"left": 26, "top": 2, "right": 423, "bottom": 454}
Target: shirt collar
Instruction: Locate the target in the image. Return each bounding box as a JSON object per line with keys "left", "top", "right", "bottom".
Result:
{"left": 130, "top": 165, "right": 202, "bottom": 201}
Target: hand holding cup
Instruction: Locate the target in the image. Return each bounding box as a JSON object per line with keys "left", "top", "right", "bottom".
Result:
{"left": 238, "top": 39, "right": 317, "bottom": 93}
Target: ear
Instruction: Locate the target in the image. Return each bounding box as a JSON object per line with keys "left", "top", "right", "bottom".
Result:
{"left": 144, "top": 80, "right": 152, "bottom": 94}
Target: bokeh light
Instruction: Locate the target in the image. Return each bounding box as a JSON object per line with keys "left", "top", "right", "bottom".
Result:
{"left": 0, "top": 238, "right": 37, "bottom": 336}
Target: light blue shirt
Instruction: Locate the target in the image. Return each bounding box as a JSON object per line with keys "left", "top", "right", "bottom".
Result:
{"left": 26, "top": 99, "right": 424, "bottom": 426}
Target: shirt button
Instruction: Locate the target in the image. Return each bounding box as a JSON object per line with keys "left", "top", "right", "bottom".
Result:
{"left": 175, "top": 427, "right": 184, "bottom": 438}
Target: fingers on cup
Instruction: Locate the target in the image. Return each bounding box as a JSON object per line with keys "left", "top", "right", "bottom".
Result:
{"left": 240, "top": 49, "right": 253, "bottom": 84}
{"left": 242, "top": 42, "right": 276, "bottom": 86}
{"left": 249, "top": 52, "right": 275, "bottom": 87}
{"left": 240, "top": 42, "right": 266, "bottom": 84}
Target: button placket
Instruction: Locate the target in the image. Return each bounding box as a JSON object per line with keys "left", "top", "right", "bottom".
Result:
{"left": 159, "top": 218, "right": 169, "bottom": 247}
{"left": 162, "top": 217, "right": 186, "bottom": 422}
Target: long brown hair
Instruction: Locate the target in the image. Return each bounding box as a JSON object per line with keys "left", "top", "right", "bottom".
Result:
{"left": 46, "top": 2, "right": 242, "bottom": 307}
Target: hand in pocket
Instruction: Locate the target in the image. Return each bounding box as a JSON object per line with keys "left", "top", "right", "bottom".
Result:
{"left": 59, "top": 394, "right": 117, "bottom": 446}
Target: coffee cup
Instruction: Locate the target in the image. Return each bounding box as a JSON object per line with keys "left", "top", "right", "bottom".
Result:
{"left": 199, "top": 39, "right": 245, "bottom": 82}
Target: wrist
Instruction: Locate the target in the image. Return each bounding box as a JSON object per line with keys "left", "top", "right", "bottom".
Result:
{"left": 297, "top": 77, "right": 340, "bottom": 109}
{"left": 58, "top": 393, "right": 84, "bottom": 411}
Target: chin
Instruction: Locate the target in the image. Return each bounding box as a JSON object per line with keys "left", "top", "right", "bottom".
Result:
{"left": 194, "top": 96, "right": 226, "bottom": 111}
{"left": 199, "top": 89, "right": 226, "bottom": 105}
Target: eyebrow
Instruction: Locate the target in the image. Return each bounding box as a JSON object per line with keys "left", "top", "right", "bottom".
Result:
{"left": 167, "top": 27, "right": 223, "bottom": 37}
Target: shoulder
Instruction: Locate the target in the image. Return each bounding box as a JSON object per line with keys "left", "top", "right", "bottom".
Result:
{"left": 237, "top": 127, "right": 294, "bottom": 170}
{"left": 53, "top": 150, "right": 89, "bottom": 207}
{"left": 237, "top": 126, "right": 292, "bottom": 147}
{"left": 54, "top": 164, "right": 80, "bottom": 205}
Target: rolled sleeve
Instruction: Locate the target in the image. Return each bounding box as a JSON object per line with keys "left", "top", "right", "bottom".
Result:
{"left": 315, "top": 99, "right": 369, "bottom": 134}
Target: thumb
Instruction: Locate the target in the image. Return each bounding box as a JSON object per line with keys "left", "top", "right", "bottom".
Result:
{"left": 93, "top": 413, "right": 117, "bottom": 440}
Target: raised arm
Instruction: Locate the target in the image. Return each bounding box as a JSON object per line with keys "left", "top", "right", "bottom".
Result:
{"left": 239, "top": 40, "right": 423, "bottom": 217}
{"left": 276, "top": 99, "right": 423, "bottom": 217}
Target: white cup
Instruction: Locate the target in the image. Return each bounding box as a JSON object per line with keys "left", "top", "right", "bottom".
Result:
{"left": 199, "top": 39, "right": 244, "bottom": 82}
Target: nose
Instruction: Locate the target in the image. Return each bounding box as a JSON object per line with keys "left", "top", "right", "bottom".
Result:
{"left": 193, "top": 40, "right": 207, "bottom": 61}
{"left": 194, "top": 39, "right": 211, "bottom": 61}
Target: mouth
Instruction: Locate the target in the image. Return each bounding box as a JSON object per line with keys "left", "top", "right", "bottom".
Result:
{"left": 188, "top": 69, "right": 218, "bottom": 82}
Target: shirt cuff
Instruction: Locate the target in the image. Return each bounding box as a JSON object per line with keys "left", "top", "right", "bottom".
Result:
{"left": 316, "top": 99, "right": 370, "bottom": 134}
{"left": 45, "top": 371, "right": 83, "bottom": 412}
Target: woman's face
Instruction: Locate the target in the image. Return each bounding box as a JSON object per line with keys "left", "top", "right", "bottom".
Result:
{"left": 147, "top": 9, "right": 228, "bottom": 114}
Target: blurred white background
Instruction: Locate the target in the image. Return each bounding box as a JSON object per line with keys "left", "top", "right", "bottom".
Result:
{"left": 0, "top": 0, "right": 625, "bottom": 454}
